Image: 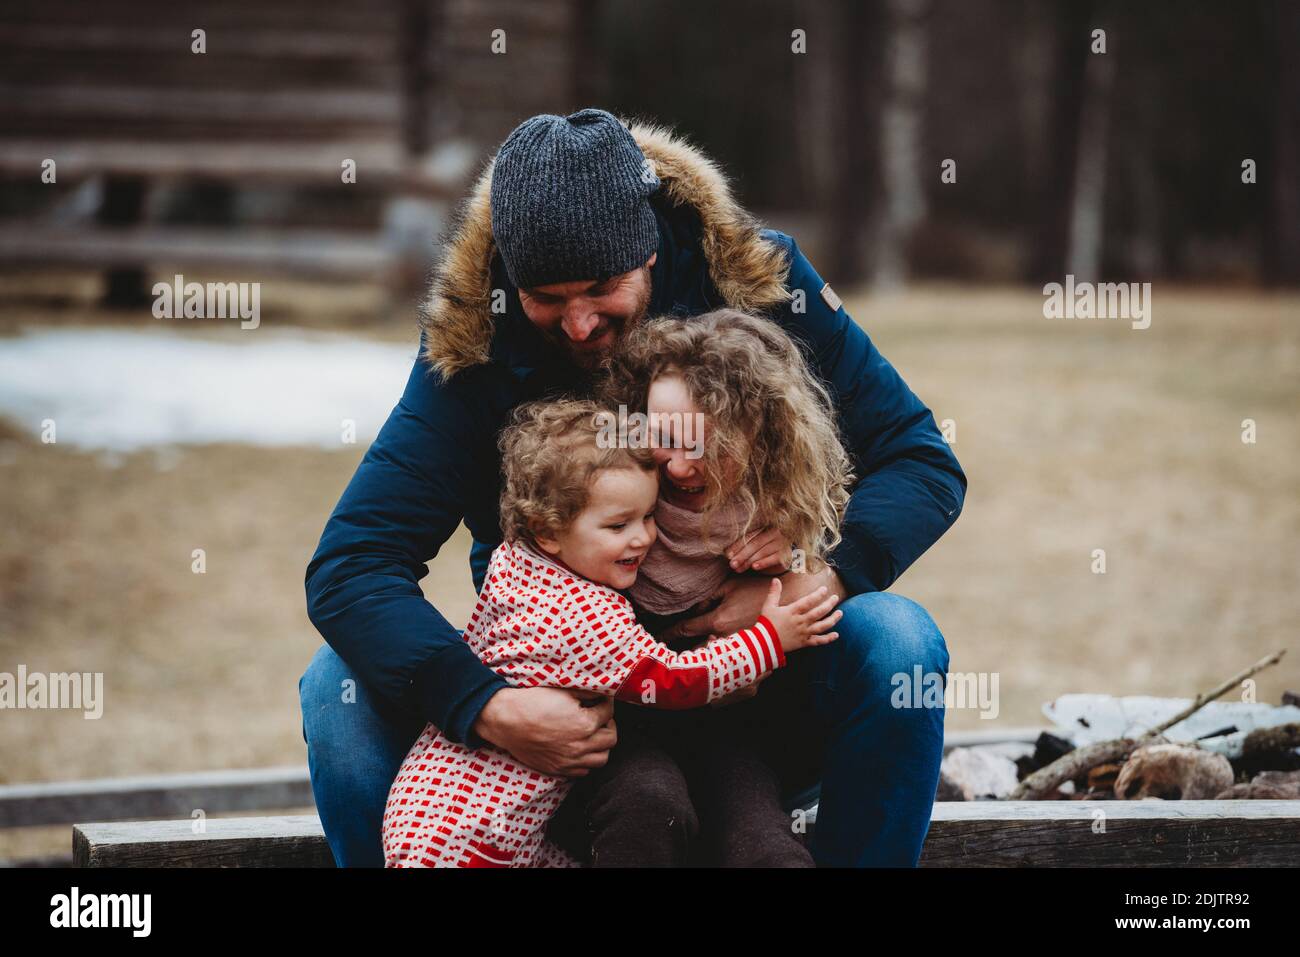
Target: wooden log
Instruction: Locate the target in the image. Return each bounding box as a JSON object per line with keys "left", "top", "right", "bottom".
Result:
{"left": 0, "top": 140, "right": 466, "bottom": 198}
{"left": 74, "top": 816, "right": 333, "bottom": 868}
{"left": 71, "top": 799, "right": 1300, "bottom": 868}
{"left": 0, "top": 766, "right": 313, "bottom": 829}
{"left": 9, "top": 727, "right": 1042, "bottom": 833}
{"left": 919, "top": 800, "right": 1300, "bottom": 867}
{"left": 0, "top": 224, "right": 396, "bottom": 277}
{"left": 1010, "top": 738, "right": 1142, "bottom": 800}
{"left": 0, "top": 24, "right": 397, "bottom": 60}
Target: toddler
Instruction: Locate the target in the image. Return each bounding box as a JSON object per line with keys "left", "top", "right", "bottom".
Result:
{"left": 381, "top": 398, "right": 841, "bottom": 867}
{"left": 580, "top": 307, "right": 856, "bottom": 866}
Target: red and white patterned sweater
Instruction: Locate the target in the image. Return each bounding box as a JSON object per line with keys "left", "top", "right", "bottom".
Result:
{"left": 382, "top": 537, "right": 785, "bottom": 868}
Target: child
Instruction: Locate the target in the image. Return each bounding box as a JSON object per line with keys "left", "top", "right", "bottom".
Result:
{"left": 602, "top": 307, "right": 854, "bottom": 617}
{"left": 582, "top": 307, "right": 855, "bottom": 867}
{"left": 381, "top": 398, "right": 842, "bottom": 868}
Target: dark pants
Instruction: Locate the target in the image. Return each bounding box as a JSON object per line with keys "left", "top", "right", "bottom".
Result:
{"left": 549, "top": 710, "right": 816, "bottom": 867}
{"left": 300, "top": 591, "right": 950, "bottom": 867}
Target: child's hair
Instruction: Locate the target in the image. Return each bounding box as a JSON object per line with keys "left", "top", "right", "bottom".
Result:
{"left": 498, "top": 397, "right": 657, "bottom": 545}
{"left": 599, "top": 308, "right": 853, "bottom": 570}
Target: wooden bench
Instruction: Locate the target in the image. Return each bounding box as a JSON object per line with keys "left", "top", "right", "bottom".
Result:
{"left": 0, "top": 0, "right": 470, "bottom": 293}
{"left": 918, "top": 799, "right": 1300, "bottom": 867}
{"left": 71, "top": 801, "right": 1300, "bottom": 867}
{"left": 75, "top": 815, "right": 333, "bottom": 868}
{"left": 0, "top": 766, "right": 313, "bottom": 830}
{"left": 20, "top": 729, "right": 1293, "bottom": 867}
{"left": 4, "top": 728, "right": 1048, "bottom": 865}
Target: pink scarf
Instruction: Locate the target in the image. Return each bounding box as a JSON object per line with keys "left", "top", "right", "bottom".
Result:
{"left": 628, "top": 493, "right": 757, "bottom": 616}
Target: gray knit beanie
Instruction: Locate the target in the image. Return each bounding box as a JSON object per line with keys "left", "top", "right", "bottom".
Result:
{"left": 489, "top": 108, "right": 661, "bottom": 289}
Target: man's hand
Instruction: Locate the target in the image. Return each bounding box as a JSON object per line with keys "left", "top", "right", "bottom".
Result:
{"left": 661, "top": 566, "right": 848, "bottom": 643}
{"left": 471, "top": 687, "right": 616, "bottom": 778}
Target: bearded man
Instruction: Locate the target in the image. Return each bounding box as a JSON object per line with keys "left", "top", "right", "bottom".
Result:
{"left": 301, "top": 108, "right": 966, "bottom": 867}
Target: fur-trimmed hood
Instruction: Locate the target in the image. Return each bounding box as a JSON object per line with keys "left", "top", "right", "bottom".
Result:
{"left": 419, "top": 119, "right": 792, "bottom": 380}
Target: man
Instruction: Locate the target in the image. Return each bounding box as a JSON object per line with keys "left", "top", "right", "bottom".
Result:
{"left": 300, "top": 108, "right": 965, "bottom": 867}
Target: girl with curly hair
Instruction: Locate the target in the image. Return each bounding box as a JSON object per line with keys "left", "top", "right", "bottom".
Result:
{"left": 564, "top": 307, "right": 855, "bottom": 867}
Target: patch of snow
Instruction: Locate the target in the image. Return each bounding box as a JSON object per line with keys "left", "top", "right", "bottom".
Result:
{"left": 0, "top": 327, "right": 420, "bottom": 451}
{"left": 1044, "top": 693, "right": 1300, "bottom": 756}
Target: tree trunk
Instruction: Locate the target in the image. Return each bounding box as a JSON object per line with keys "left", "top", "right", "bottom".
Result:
{"left": 1027, "top": 0, "right": 1091, "bottom": 283}
{"left": 1263, "top": 0, "right": 1300, "bottom": 285}
{"left": 871, "top": 0, "right": 931, "bottom": 289}
{"left": 827, "top": 0, "right": 884, "bottom": 285}
{"left": 1065, "top": 30, "right": 1115, "bottom": 282}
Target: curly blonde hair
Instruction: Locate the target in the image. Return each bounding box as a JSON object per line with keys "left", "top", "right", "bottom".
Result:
{"left": 599, "top": 308, "right": 853, "bottom": 571}
{"left": 498, "top": 398, "right": 657, "bottom": 545}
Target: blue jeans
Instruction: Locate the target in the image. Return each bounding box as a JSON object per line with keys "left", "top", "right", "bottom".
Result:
{"left": 298, "top": 591, "right": 949, "bottom": 867}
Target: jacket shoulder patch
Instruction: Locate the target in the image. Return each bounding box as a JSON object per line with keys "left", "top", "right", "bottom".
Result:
{"left": 820, "top": 282, "right": 843, "bottom": 311}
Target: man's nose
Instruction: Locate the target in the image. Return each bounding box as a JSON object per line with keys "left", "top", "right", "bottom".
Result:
{"left": 561, "top": 308, "right": 601, "bottom": 342}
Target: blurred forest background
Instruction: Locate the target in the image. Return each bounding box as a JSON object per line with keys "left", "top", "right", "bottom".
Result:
{"left": 0, "top": 0, "right": 1297, "bottom": 861}
{"left": 2, "top": 0, "right": 1296, "bottom": 291}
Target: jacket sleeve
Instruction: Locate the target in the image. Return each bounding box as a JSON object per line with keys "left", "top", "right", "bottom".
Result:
{"left": 551, "top": 593, "right": 785, "bottom": 709}
{"left": 305, "top": 356, "right": 508, "bottom": 748}
{"left": 769, "top": 231, "right": 967, "bottom": 596}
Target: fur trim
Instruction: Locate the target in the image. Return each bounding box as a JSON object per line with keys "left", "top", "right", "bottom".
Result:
{"left": 419, "top": 119, "right": 792, "bottom": 380}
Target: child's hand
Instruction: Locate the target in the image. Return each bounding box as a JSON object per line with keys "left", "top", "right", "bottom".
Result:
{"left": 758, "top": 578, "right": 841, "bottom": 653}
{"left": 726, "top": 527, "right": 793, "bottom": 574}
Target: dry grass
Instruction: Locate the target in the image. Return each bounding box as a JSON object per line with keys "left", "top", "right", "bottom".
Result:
{"left": 0, "top": 440, "right": 484, "bottom": 777}
{"left": 0, "top": 437, "right": 480, "bottom": 859}
{"left": 1, "top": 278, "right": 1298, "bottom": 859}
{"left": 861, "top": 283, "right": 1300, "bottom": 725}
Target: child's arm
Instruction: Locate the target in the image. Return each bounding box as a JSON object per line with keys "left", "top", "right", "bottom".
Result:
{"left": 550, "top": 578, "right": 840, "bottom": 709}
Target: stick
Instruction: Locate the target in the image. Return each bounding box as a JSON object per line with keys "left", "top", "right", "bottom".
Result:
{"left": 1009, "top": 650, "right": 1287, "bottom": 800}
{"left": 1146, "top": 650, "right": 1287, "bottom": 737}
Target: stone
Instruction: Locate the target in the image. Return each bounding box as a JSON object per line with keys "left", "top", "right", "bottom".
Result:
{"left": 1214, "top": 769, "right": 1300, "bottom": 800}
{"left": 939, "top": 746, "right": 1021, "bottom": 801}
{"left": 1113, "top": 743, "right": 1235, "bottom": 800}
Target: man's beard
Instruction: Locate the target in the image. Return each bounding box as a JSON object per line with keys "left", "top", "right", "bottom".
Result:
{"left": 559, "top": 269, "right": 653, "bottom": 374}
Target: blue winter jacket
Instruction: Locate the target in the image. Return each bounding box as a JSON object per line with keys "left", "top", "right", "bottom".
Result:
{"left": 305, "top": 123, "right": 966, "bottom": 748}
